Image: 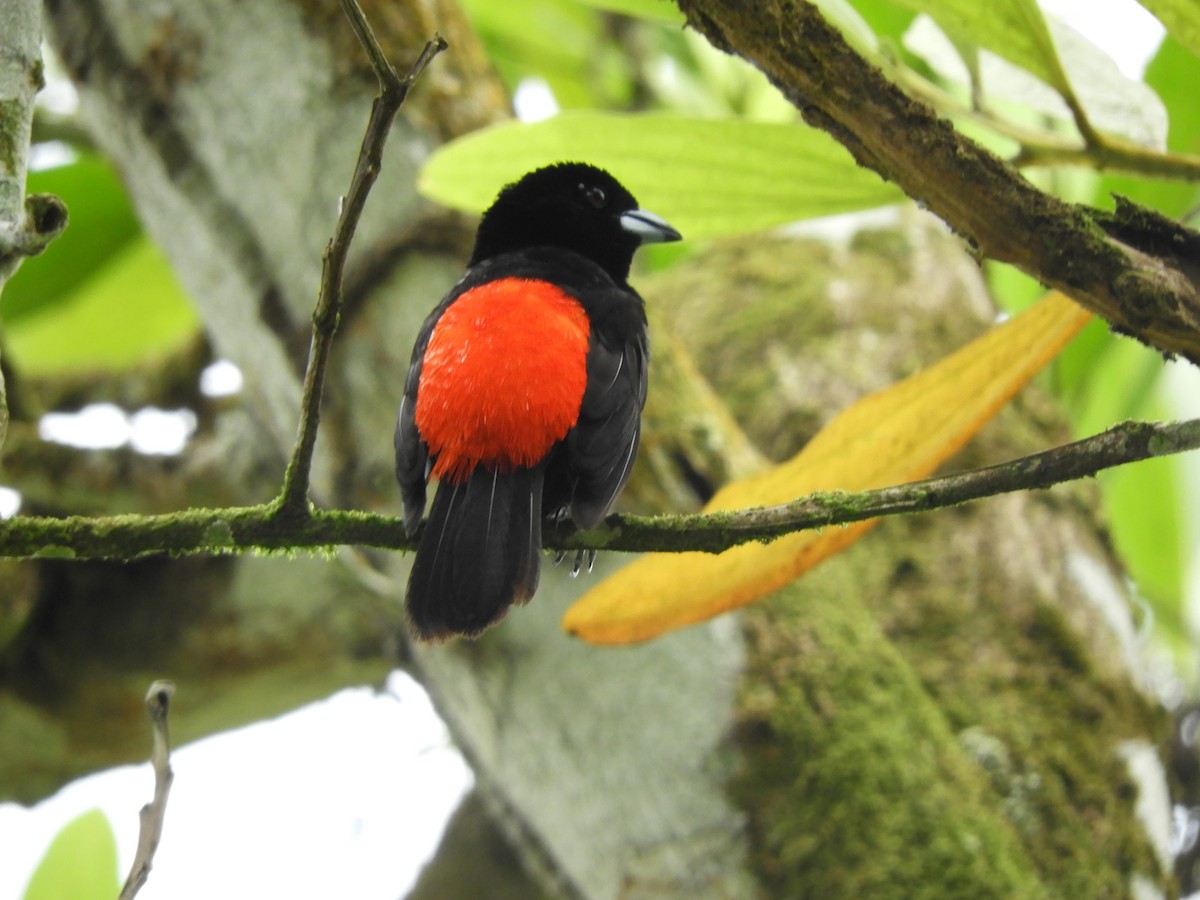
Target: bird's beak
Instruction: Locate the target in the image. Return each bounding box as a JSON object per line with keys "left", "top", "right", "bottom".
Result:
{"left": 620, "top": 209, "right": 682, "bottom": 245}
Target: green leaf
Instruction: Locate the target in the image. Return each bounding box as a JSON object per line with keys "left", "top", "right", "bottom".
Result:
{"left": 1071, "top": 331, "right": 1161, "bottom": 437}
{"left": 904, "top": 15, "right": 1167, "bottom": 149}
{"left": 2, "top": 155, "right": 140, "bottom": 323}
{"left": 21, "top": 808, "right": 120, "bottom": 900}
{"left": 1046, "top": 318, "right": 1113, "bottom": 407}
{"left": 419, "top": 112, "right": 902, "bottom": 238}
{"left": 1136, "top": 0, "right": 1200, "bottom": 59}
{"left": 1101, "top": 452, "right": 1186, "bottom": 629}
{"left": 985, "top": 261, "right": 1043, "bottom": 315}
{"left": 811, "top": 0, "right": 880, "bottom": 55}
{"left": 888, "top": 0, "right": 1069, "bottom": 92}
{"left": 850, "top": 0, "right": 918, "bottom": 42}
{"left": 1150, "top": 36, "right": 1200, "bottom": 153}
{"left": 1049, "top": 19, "right": 1166, "bottom": 148}
{"left": 1094, "top": 35, "right": 1200, "bottom": 218}
{"left": 4, "top": 237, "right": 199, "bottom": 375}
{"left": 1062, "top": 335, "right": 1187, "bottom": 644}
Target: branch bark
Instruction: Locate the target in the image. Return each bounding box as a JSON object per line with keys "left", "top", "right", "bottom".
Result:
{"left": 0, "top": 417, "right": 1194, "bottom": 559}
{"left": 0, "top": 0, "right": 54, "bottom": 273}
{"left": 118, "top": 680, "right": 175, "bottom": 900}
{"left": 278, "top": 16, "right": 446, "bottom": 514}
{"left": 675, "top": 0, "right": 1200, "bottom": 364}
{"left": 0, "top": 0, "right": 68, "bottom": 455}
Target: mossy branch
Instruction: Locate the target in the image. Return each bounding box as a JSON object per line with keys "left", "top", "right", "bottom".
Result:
{"left": 676, "top": 0, "right": 1200, "bottom": 365}
{"left": 5, "top": 3, "right": 1196, "bottom": 566}
{"left": 1, "top": 418, "right": 1195, "bottom": 560}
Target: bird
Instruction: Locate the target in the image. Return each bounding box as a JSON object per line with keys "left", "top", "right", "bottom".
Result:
{"left": 394, "top": 162, "right": 681, "bottom": 641}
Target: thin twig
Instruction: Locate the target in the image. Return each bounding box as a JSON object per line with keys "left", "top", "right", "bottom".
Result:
{"left": 276, "top": 5, "right": 447, "bottom": 516}
{"left": 1012, "top": 136, "right": 1200, "bottom": 180}
{"left": 118, "top": 680, "right": 176, "bottom": 900}
{"left": 0, "top": 418, "right": 1196, "bottom": 559}
{"left": 890, "top": 66, "right": 1200, "bottom": 182}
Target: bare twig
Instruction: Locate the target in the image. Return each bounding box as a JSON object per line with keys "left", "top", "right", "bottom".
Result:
{"left": 0, "top": 418, "right": 1196, "bottom": 559}
{"left": 118, "top": 680, "right": 176, "bottom": 900}
{"left": 1013, "top": 135, "right": 1200, "bottom": 180}
{"left": 889, "top": 66, "right": 1200, "bottom": 182}
{"left": 276, "top": 3, "right": 447, "bottom": 515}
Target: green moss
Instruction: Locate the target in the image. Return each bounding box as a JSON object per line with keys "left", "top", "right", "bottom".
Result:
{"left": 201, "top": 518, "right": 236, "bottom": 548}
{"left": 642, "top": 234, "right": 843, "bottom": 459}
{"left": 732, "top": 580, "right": 1048, "bottom": 898}
{"left": 730, "top": 506, "right": 1170, "bottom": 898}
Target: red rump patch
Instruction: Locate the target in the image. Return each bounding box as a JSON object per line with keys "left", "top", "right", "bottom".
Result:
{"left": 415, "top": 278, "right": 591, "bottom": 483}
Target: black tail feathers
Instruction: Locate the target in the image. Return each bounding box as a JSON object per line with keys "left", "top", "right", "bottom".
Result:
{"left": 405, "top": 466, "right": 543, "bottom": 641}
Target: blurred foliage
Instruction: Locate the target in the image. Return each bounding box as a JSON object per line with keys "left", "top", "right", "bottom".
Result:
{"left": 1136, "top": 0, "right": 1200, "bottom": 58}
{"left": 0, "top": 155, "right": 199, "bottom": 376}
{"left": 2, "top": 0, "right": 1198, "bottom": 887}
{"left": 20, "top": 808, "right": 119, "bottom": 900}
{"left": 1, "top": 157, "right": 138, "bottom": 323}
{"left": 2, "top": 2, "right": 1197, "bottom": 652}
{"left": 5, "top": 236, "right": 198, "bottom": 376}
{"left": 419, "top": 112, "right": 902, "bottom": 238}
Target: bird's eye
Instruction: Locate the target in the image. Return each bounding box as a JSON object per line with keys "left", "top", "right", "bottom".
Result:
{"left": 582, "top": 185, "right": 607, "bottom": 209}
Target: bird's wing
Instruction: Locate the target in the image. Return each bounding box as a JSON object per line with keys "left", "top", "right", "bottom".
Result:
{"left": 565, "top": 324, "right": 649, "bottom": 530}
{"left": 393, "top": 294, "right": 453, "bottom": 536}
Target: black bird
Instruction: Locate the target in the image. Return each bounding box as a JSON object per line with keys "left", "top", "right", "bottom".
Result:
{"left": 394, "top": 162, "right": 681, "bottom": 640}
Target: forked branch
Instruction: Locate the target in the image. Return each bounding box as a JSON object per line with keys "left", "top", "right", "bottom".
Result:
{"left": 277, "top": 3, "right": 446, "bottom": 515}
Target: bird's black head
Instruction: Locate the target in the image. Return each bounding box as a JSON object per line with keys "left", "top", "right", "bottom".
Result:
{"left": 469, "top": 162, "right": 681, "bottom": 283}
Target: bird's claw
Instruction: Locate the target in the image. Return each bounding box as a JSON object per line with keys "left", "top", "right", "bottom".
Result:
{"left": 568, "top": 548, "right": 597, "bottom": 578}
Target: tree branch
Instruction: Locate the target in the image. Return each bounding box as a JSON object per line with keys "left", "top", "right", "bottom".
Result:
{"left": 676, "top": 0, "right": 1200, "bottom": 364}
{"left": 0, "top": 418, "right": 1195, "bottom": 559}
{"left": 276, "top": 3, "right": 446, "bottom": 515}
{"left": 0, "top": 0, "right": 68, "bottom": 456}
{"left": 581, "top": 417, "right": 1200, "bottom": 554}
{"left": 890, "top": 66, "right": 1200, "bottom": 182}
{"left": 1014, "top": 134, "right": 1200, "bottom": 182}
{"left": 118, "top": 680, "right": 175, "bottom": 900}
{"left": 0, "top": 0, "right": 56, "bottom": 273}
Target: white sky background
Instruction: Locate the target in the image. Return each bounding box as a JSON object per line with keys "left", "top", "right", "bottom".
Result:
{"left": 0, "top": 674, "right": 472, "bottom": 900}
{"left": 0, "top": 2, "right": 1182, "bottom": 898}
{"left": 1041, "top": 0, "right": 1163, "bottom": 78}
